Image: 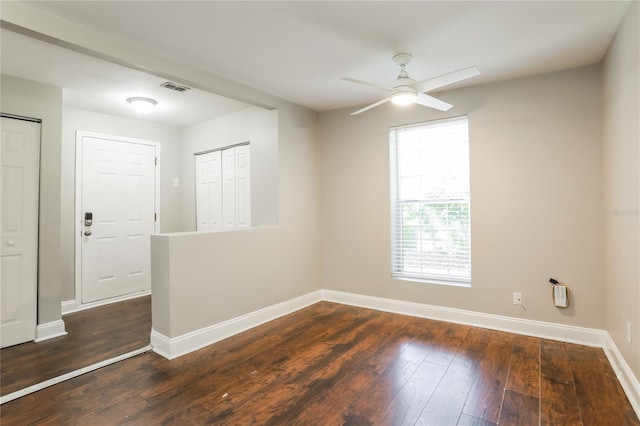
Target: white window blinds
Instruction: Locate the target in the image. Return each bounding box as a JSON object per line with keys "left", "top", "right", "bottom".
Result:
{"left": 390, "top": 116, "right": 471, "bottom": 284}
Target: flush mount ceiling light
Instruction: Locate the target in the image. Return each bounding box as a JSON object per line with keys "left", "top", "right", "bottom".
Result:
{"left": 127, "top": 97, "right": 157, "bottom": 113}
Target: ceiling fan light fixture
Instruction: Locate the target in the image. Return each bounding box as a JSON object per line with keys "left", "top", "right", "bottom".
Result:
{"left": 391, "top": 91, "right": 417, "bottom": 106}
{"left": 345, "top": 53, "right": 479, "bottom": 115}
{"left": 127, "top": 97, "right": 157, "bottom": 113}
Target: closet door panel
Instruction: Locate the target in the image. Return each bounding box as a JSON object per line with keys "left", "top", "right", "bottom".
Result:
{"left": 195, "top": 150, "right": 222, "bottom": 232}
{"left": 235, "top": 145, "right": 251, "bottom": 228}
{"left": 222, "top": 148, "right": 236, "bottom": 229}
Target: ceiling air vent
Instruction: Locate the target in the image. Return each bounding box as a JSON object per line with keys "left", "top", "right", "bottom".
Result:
{"left": 160, "top": 81, "right": 191, "bottom": 92}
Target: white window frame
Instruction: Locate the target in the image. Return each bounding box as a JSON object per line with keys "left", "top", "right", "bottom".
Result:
{"left": 390, "top": 116, "right": 471, "bottom": 286}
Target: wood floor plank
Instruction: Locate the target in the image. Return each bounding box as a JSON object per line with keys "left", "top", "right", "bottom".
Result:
{"left": 328, "top": 331, "right": 424, "bottom": 424}
{"left": 1, "top": 366, "right": 152, "bottom": 426}
{"left": 246, "top": 364, "right": 360, "bottom": 424}
{"left": 69, "top": 393, "right": 151, "bottom": 425}
{"left": 498, "top": 390, "right": 540, "bottom": 426}
{"left": 255, "top": 313, "right": 414, "bottom": 425}
{"left": 566, "top": 343, "right": 640, "bottom": 425}
{"left": 540, "top": 338, "right": 573, "bottom": 382}
{"left": 415, "top": 354, "right": 477, "bottom": 425}
{"left": 505, "top": 334, "right": 539, "bottom": 397}
{"left": 457, "top": 413, "right": 498, "bottom": 425}
{"left": 406, "top": 319, "right": 472, "bottom": 367}
{"left": 90, "top": 351, "right": 169, "bottom": 388}
{"left": 379, "top": 358, "right": 448, "bottom": 425}
{"left": 143, "top": 403, "right": 222, "bottom": 426}
{"left": 364, "top": 341, "right": 436, "bottom": 425}
{"left": 201, "top": 310, "right": 393, "bottom": 424}
{"left": 461, "top": 331, "right": 514, "bottom": 424}
{"left": 540, "top": 375, "right": 583, "bottom": 425}
{"left": 460, "top": 327, "right": 495, "bottom": 355}
{"left": 0, "top": 374, "right": 97, "bottom": 425}
{"left": 39, "top": 375, "right": 152, "bottom": 425}
{"left": 2, "top": 302, "right": 638, "bottom": 426}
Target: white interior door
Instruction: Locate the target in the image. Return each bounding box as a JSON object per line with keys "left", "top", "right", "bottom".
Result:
{"left": 80, "top": 134, "right": 156, "bottom": 304}
{"left": 195, "top": 150, "right": 222, "bottom": 232}
{"left": 1, "top": 117, "right": 40, "bottom": 348}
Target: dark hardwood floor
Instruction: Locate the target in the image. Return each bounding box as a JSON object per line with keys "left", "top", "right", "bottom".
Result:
{"left": 1, "top": 295, "right": 151, "bottom": 396}
{"left": 1, "top": 301, "right": 638, "bottom": 425}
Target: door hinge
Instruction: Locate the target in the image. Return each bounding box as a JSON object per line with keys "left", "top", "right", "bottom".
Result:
{"left": 154, "top": 213, "right": 157, "bottom": 222}
{"left": 155, "top": 157, "right": 158, "bottom": 166}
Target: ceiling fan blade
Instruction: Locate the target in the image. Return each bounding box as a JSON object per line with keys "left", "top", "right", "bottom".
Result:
{"left": 416, "top": 93, "right": 453, "bottom": 111}
{"left": 350, "top": 97, "right": 392, "bottom": 115}
{"left": 342, "top": 77, "right": 393, "bottom": 92}
{"left": 414, "top": 66, "right": 481, "bottom": 94}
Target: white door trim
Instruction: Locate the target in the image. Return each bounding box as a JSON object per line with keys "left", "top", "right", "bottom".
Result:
{"left": 74, "top": 131, "right": 160, "bottom": 309}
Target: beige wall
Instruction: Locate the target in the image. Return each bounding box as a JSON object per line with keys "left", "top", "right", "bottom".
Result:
{"left": 1, "top": 74, "right": 63, "bottom": 325}
{"left": 603, "top": 2, "right": 640, "bottom": 379}
{"left": 60, "top": 107, "right": 184, "bottom": 301}
{"left": 152, "top": 103, "right": 321, "bottom": 337}
{"left": 318, "top": 65, "right": 604, "bottom": 329}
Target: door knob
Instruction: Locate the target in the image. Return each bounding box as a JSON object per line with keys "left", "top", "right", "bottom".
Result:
{"left": 84, "top": 231, "right": 92, "bottom": 236}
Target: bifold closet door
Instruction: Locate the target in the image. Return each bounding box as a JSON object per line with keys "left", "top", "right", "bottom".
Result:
{"left": 196, "top": 145, "right": 250, "bottom": 232}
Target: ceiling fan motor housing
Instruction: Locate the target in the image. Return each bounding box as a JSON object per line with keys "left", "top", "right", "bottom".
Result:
{"left": 393, "top": 53, "right": 413, "bottom": 66}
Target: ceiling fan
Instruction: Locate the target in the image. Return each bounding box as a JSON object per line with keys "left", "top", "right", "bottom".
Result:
{"left": 343, "top": 53, "right": 480, "bottom": 115}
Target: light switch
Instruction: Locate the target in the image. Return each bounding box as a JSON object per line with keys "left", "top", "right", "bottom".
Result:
{"left": 172, "top": 177, "right": 180, "bottom": 188}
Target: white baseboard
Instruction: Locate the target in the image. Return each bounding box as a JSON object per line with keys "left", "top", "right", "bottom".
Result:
{"left": 34, "top": 320, "right": 67, "bottom": 342}
{"left": 150, "top": 290, "right": 323, "bottom": 359}
{"left": 61, "top": 300, "right": 77, "bottom": 315}
{"left": 61, "top": 290, "right": 151, "bottom": 315}
{"left": 320, "top": 289, "right": 606, "bottom": 347}
{"left": 149, "top": 329, "right": 172, "bottom": 359}
{"left": 603, "top": 333, "right": 640, "bottom": 416}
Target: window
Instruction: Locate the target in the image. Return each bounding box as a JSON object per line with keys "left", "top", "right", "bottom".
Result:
{"left": 390, "top": 116, "right": 471, "bottom": 285}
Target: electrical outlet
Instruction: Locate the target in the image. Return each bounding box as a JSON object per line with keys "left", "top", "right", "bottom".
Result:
{"left": 513, "top": 292, "right": 522, "bottom": 306}
{"left": 626, "top": 322, "right": 632, "bottom": 343}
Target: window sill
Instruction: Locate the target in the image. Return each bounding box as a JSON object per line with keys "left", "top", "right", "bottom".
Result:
{"left": 392, "top": 274, "right": 471, "bottom": 288}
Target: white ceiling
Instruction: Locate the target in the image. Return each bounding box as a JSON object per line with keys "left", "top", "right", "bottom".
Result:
{"left": 0, "top": 29, "right": 252, "bottom": 127}
{"left": 2, "top": 1, "right": 633, "bottom": 125}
